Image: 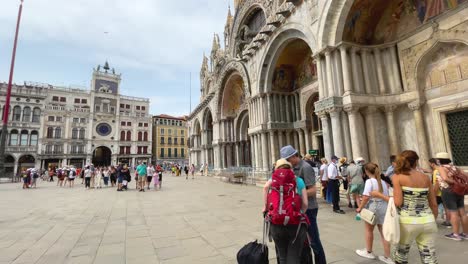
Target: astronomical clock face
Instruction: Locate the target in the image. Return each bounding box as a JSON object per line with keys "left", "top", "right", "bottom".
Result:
{"left": 96, "top": 123, "right": 112, "bottom": 137}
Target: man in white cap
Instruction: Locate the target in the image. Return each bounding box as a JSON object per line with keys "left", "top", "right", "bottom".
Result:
{"left": 280, "top": 145, "right": 327, "bottom": 264}
{"left": 328, "top": 155, "right": 345, "bottom": 214}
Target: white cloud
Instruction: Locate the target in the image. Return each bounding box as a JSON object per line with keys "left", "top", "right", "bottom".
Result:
{"left": 0, "top": 0, "right": 232, "bottom": 115}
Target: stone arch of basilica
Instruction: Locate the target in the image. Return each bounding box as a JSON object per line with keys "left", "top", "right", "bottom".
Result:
{"left": 189, "top": 0, "right": 468, "bottom": 178}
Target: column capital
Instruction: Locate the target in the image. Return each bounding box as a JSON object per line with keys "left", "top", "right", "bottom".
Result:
{"left": 316, "top": 111, "right": 328, "bottom": 119}
{"left": 343, "top": 105, "right": 361, "bottom": 114}
{"left": 384, "top": 105, "right": 398, "bottom": 113}
{"left": 408, "top": 101, "right": 424, "bottom": 111}
{"left": 328, "top": 107, "right": 343, "bottom": 117}
{"left": 339, "top": 45, "right": 348, "bottom": 52}
{"left": 363, "top": 106, "right": 379, "bottom": 115}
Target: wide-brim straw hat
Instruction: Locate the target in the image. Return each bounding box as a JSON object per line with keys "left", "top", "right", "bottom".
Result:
{"left": 275, "top": 159, "right": 292, "bottom": 170}
{"left": 435, "top": 152, "right": 450, "bottom": 159}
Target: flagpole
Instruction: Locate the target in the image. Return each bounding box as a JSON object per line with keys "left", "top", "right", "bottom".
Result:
{"left": 189, "top": 72, "right": 192, "bottom": 114}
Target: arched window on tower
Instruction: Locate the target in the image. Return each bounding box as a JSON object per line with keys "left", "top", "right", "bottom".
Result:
{"left": 120, "top": 131, "right": 126, "bottom": 141}
{"left": 32, "top": 108, "right": 41, "bottom": 123}
{"left": 20, "top": 130, "right": 28, "bottom": 146}
{"left": 72, "top": 128, "right": 78, "bottom": 139}
{"left": 47, "top": 127, "right": 54, "bottom": 138}
{"left": 143, "top": 132, "right": 148, "bottom": 141}
{"left": 79, "top": 128, "right": 85, "bottom": 139}
{"left": 9, "top": 130, "right": 18, "bottom": 145}
{"left": 22, "top": 107, "right": 31, "bottom": 122}
{"left": 12, "top": 106, "right": 21, "bottom": 121}
{"left": 30, "top": 131, "right": 38, "bottom": 146}
{"left": 126, "top": 131, "right": 131, "bottom": 141}
{"left": 138, "top": 132, "right": 142, "bottom": 142}
{"left": 55, "top": 127, "right": 62, "bottom": 139}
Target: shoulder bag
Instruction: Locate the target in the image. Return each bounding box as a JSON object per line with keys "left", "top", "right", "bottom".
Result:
{"left": 383, "top": 197, "right": 400, "bottom": 244}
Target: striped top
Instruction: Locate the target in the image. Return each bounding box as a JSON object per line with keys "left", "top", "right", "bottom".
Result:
{"left": 398, "top": 187, "right": 435, "bottom": 224}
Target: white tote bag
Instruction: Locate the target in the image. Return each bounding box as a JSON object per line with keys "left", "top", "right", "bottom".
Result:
{"left": 383, "top": 197, "right": 400, "bottom": 244}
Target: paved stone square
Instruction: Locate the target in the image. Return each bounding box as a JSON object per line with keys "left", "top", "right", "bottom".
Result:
{"left": 0, "top": 174, "right": 467, "bottom": 264}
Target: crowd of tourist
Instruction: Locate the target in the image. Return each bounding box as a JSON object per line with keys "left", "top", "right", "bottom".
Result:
{"left": 263, "top": 145, "right": 467, "bottom": 264}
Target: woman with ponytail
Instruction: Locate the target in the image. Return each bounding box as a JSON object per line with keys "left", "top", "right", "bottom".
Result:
{"left": 355, "top": 162, "right": 393, "bottom": 264}
{"left": 371, "top": 150, "right": 438, "bottom": 264}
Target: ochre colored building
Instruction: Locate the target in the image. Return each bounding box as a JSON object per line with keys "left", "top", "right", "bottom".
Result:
{"left": 152, "top": 115, "right": 188, "bottom": 165}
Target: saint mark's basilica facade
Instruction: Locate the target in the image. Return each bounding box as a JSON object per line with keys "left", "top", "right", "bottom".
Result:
{"left": 188, "top": 0, "right": 468, "bottom": 178}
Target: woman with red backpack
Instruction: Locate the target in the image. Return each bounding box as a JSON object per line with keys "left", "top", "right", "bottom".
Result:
{"left": 262, "top": 158, "right": 309, "bottom": 264}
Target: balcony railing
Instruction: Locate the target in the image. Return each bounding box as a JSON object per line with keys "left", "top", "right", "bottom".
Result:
{"left": 9, "top": 121, "right": 41, "bottom": 128}
{"left": 5, "top": 146, "right": 38, "bottom": 153}
{"left": 41, "top": 150, "right": 64, "bottom": 155}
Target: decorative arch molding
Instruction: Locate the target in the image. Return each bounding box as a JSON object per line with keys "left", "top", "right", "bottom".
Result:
{"left": 91, "top": 145, "right": 112, "bottom": 154}
{"left": 191, "top": 118, "right": 202, "bottom": 135}
{"left": 400, "top": 21, "right": 468, "bottom": 94}
{"left": 202, "top": 107, "right": 215, "bottom": 130}
{"left": 316, "top": 0, "right": 352, "bottom": 49}
{"left": 234, "top": 109, "right": 250, "bottom": 142}
{"left": 258, "top": 27, "right": 317, "bottom": 94}
{"left": 214, "top": 60, "right": 251, "bottom": 118}
{"left": 230, "top": 1, "right": 268, "bottom": 57}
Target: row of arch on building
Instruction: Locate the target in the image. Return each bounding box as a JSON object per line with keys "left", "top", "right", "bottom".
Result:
{"left": 0, "top": 105, "right": 41, "bottom": 123}
{"left": 3, "top": 129, "right": 39, "bottom": 146}
{"left": 189, "top": 0, "right": 468, "bottom": 172}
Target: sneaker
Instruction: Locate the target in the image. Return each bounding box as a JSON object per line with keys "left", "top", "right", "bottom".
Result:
{"left": 334, "top": 210, "right": 346, "bottom": 214}
{"left": 445, "top": 233, "right": 462, "bottom": 241}
{"left": 354, "top": 204, "right": 359, "bottom": 209}
{"left": 348, "top": 203, "right": 353, "bottom": 208}
{"left": 378, "top": 256, "right": 395, "bottom": 264}
{"left": 441, "top": 221, "right": 452, "bottom": 228}
{"left": 356, "top": 249, "right": 376, "bottom": 259}
{"left": 461, "top": 233, "right": 468, "bottom": 240}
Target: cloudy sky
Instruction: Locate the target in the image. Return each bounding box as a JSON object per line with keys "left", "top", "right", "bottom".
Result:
{"left": 0, "top": 0, "right": 232, "bottom": 116}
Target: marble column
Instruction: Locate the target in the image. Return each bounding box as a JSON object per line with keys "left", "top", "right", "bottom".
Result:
{"left": 384, "top": 105, "right": 399, "bottom": 155}
{"left": 278, "top": 130, "right": 285, "bottom": 150}
{"left": 270, "top": 131, "right": 277, "bottom": 165}
{"left": 318, "top": 112, "right": 333, "bottom": 160}
{"left": 334, "top": 50, "right": 344, "bottom": 96}
{"left": 267, "top": 95, "right": 273, "bottom": 123}
{"left": 374, "top": 48, "right": 387, "bottom": 94}
{"left": 285, "top": 95, "right": 291, "bottom": 123}
{"left": 409, "top": 101, "right": 430, "bottom": 169}
{"left": 261, "top": 133, "right": 269, "bottom": 171}
{"left": 351, "top": 47, "right": 364, "bottom": 94}
{"left": 316, "top": 56, "right": 326, "bottom": 99}
{"left": 295, "top": 94, "right": 301, "bottom": 121}
{"left": 235, "top": 142, "right": 241, "bottom": 167}
{"left": 329, "top": 108, "right": 345, "bottom": 157}
{"left": 256, "top": 135, "right": 262, "bottom": 170}
{"left": 344, "top": 106, "right": 369, "bottom": 161}
{"left": 340, "top": 46, "right": 353, "bottom": 95}
{"left": 363, "top": 106, "right": 379, "bottom": 164}
{"left": 342, "top": 111, "right": 353, "bottom": 159}
{"left": 304, "top": 128, "right": 311, "bottom": 153}
{"left": 298, "top": 129, "right": 306, "bottom": 157}
{"left": 250, "top": 136, "right": 256, "bottom": 168}
{"left": 293, "top": 131, "right": 299, "bottom": 151}
{"left": 226, "top": 144, "right": 232, "bottom": 168}
{"left": 390, "top": 46, "right": 403, "bottom": 93}
{"left": 325, "top": 51, "right": 334, "bottom": 97}
{"left": 361, "top": 49, "right": 373, "bottom": 94}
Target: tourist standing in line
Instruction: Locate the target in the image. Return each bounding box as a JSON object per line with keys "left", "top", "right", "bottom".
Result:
{"left": 116, "top": 165, "right": 123, "bottom": 191}
{"left": 90, "top": 165, "right": 95, "bottom": 188}
{"left": 348, "top": 159, "right": 365, "bottom": 208}
{"left": 189, "top": 164, "right": 195, "bottom": 179}
{"left": 355, "top": 162, "right": 393, "bottom": 264}
{"left": 95, "top": 167, "right": 102, "bottom": 189}
{"left": 281, "top": 145, "right": 327, "bottom": 264}
{"left": 136, "top": 162, "right": 147, "bottom": 192}
{"left": 429, "top": 158, "right": 451, "bottom": 227}
{"left": 263, "top": 158, "right": 308, "bottom": 263}
{"left": 84, "top": 166, "right": 92, "bottom": 189}
{"left": 146, "top": 164, "right": 155, "bottom": 190}
{"left": 184, "top": 165, "right": 189, "bottom": 179}
{"left": 436, "top": 152, "right": 468, "bottom": 241}
{"left": 328, "top": 155, "right": 345, "bottom": 214}
{"left": 339, "top": 157, "right": 352, "bottom": 208}
{"left": 372, "top": 150, "right": 439, "bottom": 263}
{"left": 384, "top": 155, "right": 397, "bottom": 182}
{"left": 110, "top": 166, "right": 117, "bottom": 187}
{"left": 103, "top": 167, "right": 110, "bottom": 188}
{"left": 319, "top": 158, "right": 329, "bottom": 202}
{"left": 68, "top": 168, "right": 76, "bottom": 188}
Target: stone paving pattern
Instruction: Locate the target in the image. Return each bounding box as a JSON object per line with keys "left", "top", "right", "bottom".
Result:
{"left": 0, "top": 174, "right": 467, "bottom": 264}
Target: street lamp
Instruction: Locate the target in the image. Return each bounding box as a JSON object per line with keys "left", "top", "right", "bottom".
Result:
{"left": 0, "top": 0, "right": 25, "bottom": 178}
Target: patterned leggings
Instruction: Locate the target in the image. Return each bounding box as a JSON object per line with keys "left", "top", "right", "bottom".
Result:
{"left": 394, "top": 222, "right": 438, "bottom": 264}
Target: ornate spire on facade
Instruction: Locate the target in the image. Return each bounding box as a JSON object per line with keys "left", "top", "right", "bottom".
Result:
{"left": 234, "top": 0, "right": 244, "bottom": 11}
{"left": 224, "top": 6, "right": 234, "bottom": 49}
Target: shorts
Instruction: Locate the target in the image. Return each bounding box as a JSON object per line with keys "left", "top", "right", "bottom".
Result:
{"left": 139, "top": 175, "right": 146, "bottom": 182}
{"left": 350, "top": 183, "right": 364, "bottom": 194}
{"left": 23, "top": 177, "right": 28, "bottom": 183}
{"left": 441, "top": 189, "right": 464, "bottom": 211}
{"left": 342, "top": 179, "right": 349, "bottom": 190}
{"left": 69, "top": 178, "right": 75, "bottom": 181}
{"left": 366, "top": 200, "right": 388, "bottom": 225}
{"left": 117, "top": 176, "right": 123, "bottom": 183}
{"left": 158, "top": 173, "right": 162, "bottom": 182}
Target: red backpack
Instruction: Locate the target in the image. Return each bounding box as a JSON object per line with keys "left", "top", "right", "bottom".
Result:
{"left": 443, "top": 165, "right": 468, "bottom": 196}
{"left": 267, "top": 169, "right": 307, "bottom": 226}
